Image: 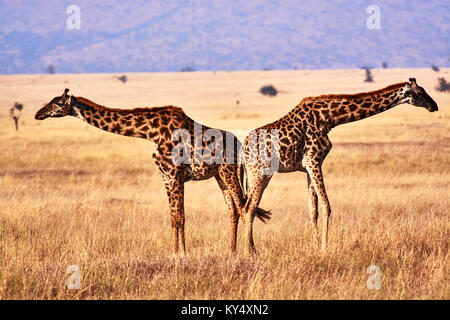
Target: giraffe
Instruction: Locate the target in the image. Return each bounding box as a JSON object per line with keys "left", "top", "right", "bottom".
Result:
{"left": 241, "top": 78, "right": 438, "bottom": 254}
{"left": 35, "top": 89, "right": 270, "bottom": 255}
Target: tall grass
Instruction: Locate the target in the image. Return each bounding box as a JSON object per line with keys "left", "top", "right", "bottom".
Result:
{"left": 0, "top": 69, "right": 448, "bottom": 299}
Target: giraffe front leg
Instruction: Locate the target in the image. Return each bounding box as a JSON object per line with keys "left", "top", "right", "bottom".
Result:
{"left": 304, "top": 163, "right": 331, "bottom": 253}
{"left": 163, "top": 175, "right": 186, "bottom": 256}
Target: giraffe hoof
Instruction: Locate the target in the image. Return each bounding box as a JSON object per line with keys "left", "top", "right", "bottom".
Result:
{"left": 247, "top": 248, "right": 257, "bottom": 257}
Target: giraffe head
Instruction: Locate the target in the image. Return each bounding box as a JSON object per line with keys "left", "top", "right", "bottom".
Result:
{"left": 35, "top": 88, "right": 75, "bottom": 120}
{"left": 403, "top": 78, "right": 438, "bottom": 112}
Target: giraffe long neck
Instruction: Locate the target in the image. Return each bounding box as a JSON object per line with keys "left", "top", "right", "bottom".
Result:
{"left": 72, "top": 98, "right": 160, "bottom": 141}
{"left": 303, "top": 83, "right": 409, "bottom": 129}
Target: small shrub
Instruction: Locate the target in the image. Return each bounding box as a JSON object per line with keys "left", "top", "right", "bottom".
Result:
{"left": 436, "top": 78, "right": 450, "bottom": 92}
{"left": 260, "top": 85, "right": 278, "bottom": 97}
{"left": 180, "top": 67, "right": 195, "bottom": 72}
{"left": 431, "top": 65, "right": 440, "bottom": 72}
{"left": 361, "top": 67, "right": 374, "bottom": 83}
{"left": 117, "top": 75, "right": 127, "bottom": 84}
{"left": 381, "top": 62, "right": 388, "bottom": 69}
{"left": 46, "top": 65, "right": 55, "bottom": 74}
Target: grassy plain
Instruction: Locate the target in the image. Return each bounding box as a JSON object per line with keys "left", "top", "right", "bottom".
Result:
{"left": 0, "top": 68, "right": 448, "bottom": 299}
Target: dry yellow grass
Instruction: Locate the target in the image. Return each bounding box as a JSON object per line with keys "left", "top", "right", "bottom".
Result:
{"left": 0, "top": 68, "right": 449, "bottom": 299}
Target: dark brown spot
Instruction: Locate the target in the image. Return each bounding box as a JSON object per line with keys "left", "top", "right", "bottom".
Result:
{"left": 348, "top": 104, "right": 358, "bottom": 112}
{"left": 160, "top": 126, "right": 170, "bottom": 138}
{"left": 161, "top": 116, "right": 170, "bottom": 126}
{"left": 112, "top": 123, "right": 121, "bottom": 133}
{"left": 135, "top": 116, "right": 146, "bottom": 127}
{"left": 152, "top": 118, "right": 160, "bottom": 127}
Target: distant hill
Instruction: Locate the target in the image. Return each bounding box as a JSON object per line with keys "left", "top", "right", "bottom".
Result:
{"left": 0, "top": 0, "right": 449, "bottom": 74}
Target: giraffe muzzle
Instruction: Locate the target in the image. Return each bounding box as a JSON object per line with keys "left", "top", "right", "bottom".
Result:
{"left": 35, "top": 110, "right": 49, "bottom": 120}
{"left": 427, "top": 102, "right": 438, "bottom": 112}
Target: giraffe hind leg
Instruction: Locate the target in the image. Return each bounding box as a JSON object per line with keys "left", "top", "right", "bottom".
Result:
{"left": 243, "top": 174, "right": 272, "bottom": 256}
{"left": 215, "top": 174, "right": 240, "bottom": 253}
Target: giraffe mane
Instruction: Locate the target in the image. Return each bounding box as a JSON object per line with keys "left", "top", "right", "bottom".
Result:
{"left": 75, "top": 96, "right": 186, "bottom": 114}
{"left": 300, "top": 82, "right": 408, "bottom": 103}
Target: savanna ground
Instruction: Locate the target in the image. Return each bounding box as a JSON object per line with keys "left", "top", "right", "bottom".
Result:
{"left": 0, "top": 68, "right": 448, "bottom": 299}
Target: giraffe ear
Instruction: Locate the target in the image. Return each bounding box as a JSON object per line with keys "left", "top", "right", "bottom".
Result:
{"left": 409, "top": 78, "right": 418, "bottom": 89}
{"left": 62, "top": 88, "right": 69, "bottom": 98}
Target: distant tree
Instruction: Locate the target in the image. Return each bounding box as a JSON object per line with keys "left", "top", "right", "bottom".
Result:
{"left": 436, "top": 78, "right": 450, "bottom": 92}
{"left": 361, "top": 67, "right": 374, "bottom": 82}
{"left": 46, "top": 65, "right": 55, "bottom": 74}
{"left": 10, "top": 102, "right": 23, "bottom": 131}
{"left": 381, "top": 61, "right": 388, "bottom": 69}
{"left": 431, "top": 65, "right": 440, "bottom": 72}
{"left": 260, "top": 85, "right": 278, "bottom": 97}
{"left": 236, "top": 99, "right": 240, "bottom": 107}
{"left": 180, "top": 67, "right": 195, "bottom": 72}
{"left": 117, "top": 75, "right": 127, "bottom": 84}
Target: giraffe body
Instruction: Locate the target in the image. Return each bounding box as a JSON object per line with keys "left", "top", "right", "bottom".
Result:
{"left": 241, "top": 78, "right": 438, "bottom": 254}
{"left": 35, "top": 89, "right": 270, "bottom": 255}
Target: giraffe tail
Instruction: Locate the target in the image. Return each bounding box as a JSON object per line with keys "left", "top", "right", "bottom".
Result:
{"left": 237, "top": 160, "right": 272, "bottom": 224}
{"left": 255, "top": 206, "right": 272, "bottom": 223}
